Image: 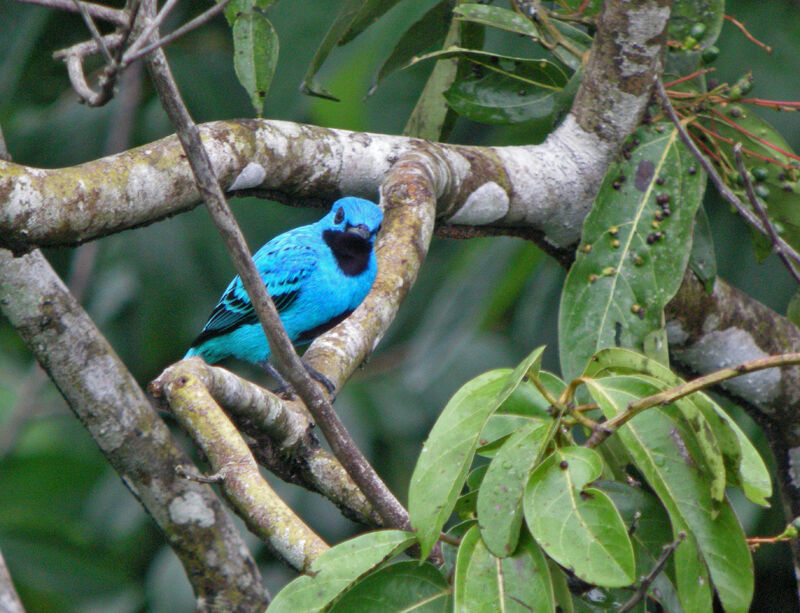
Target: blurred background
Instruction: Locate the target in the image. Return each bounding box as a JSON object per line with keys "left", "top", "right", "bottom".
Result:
{"left": 0, "top": 0, "right": 798, "bottom": 610}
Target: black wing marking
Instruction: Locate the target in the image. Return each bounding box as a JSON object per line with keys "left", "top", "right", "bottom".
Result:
{"left": 190, "top": 287, "right": 300, "bottom": 347}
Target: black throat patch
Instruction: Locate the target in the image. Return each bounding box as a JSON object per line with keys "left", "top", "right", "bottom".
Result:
{"left": 322, "top": 229, "right": 372, "bottom": 277}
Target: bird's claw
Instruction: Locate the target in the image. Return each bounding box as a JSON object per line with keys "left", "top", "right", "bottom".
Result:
{"left": 260, "top": 360, "right": 336, "bottom": 401}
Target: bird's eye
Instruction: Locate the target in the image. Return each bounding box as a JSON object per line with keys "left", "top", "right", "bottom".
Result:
{"left": 334, "top": 207, "right": 345, "bottom": 224}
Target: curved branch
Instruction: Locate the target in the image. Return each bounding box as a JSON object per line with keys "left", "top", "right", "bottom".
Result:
{"left": 151, "top": 359, "right": 381, "bottom": 526}
{"left": 0, "top": 248, "right": 268, "bottom": 611}
{"left": 303, "top": 150, "right": 441, "bottom": 389}
{"left": 160, "top": 367, "right": 329, "bottom": 571}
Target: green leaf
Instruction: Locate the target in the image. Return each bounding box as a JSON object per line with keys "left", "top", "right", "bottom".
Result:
{"left": 232, "top": 12, "right": 278, "bottom": 116}
{"left": 558, "top": 122, "right": 706, "bottom": 381}
{"left": 442, "top": 520, "right": 476, "bottom": 572}
{"left": 267, "top": 530, "right": 415, "bottom": 612}
{"left": 524, "top": 447, "right": 636, "bottom": 587}
{"left": 223, "top": 0, "right": 276, "bottom": 26}
{"left": 453, "top": 4, "right": 591, "bottom": 70}
{"left": 339, "top": 0, "right": 403, "bottom": 46}
{"left": 454, "top": 4, "right": 538, "bottom": 38}
{"left": 630, "top": 373, "right": 728, "bottom": 505}
{"left": 409, "top": 370, "right": 508, "bottom": 557}
{"left": 549, "top": 560, "right": 576, "bottom": 613}
{"left": 787, "top": 289, "right": 800, "bottom": 329}
{"left": 370, "top": 1, "right": 452, "bottom": 94}
{"left": 668, "top": 0, "right": 725, "bottom": 51}
{"left": 585, "top": 347, "right": 772, "bottom": 507}
{"left": 476, "top": 413, "right": 534, "bottom": 455}
{"left": 409, "top": 348, "right": 544, "bottom": 558}
{"left": 586, "top": 376, "right": 754, "bottom": 613}
{"left": 404, "top": 12, "right": 460, "bottom": 140}
{"left": 689, "top": 203, "right": 716, "bottom": 292}
{"left": 328, "top": 561, "right": 451, "bottom": 613}
{"left": 477, "top": 420, "right": 550, "bottom": 557}
{"left": 442, "top": 55, "right": 575, "bottom": 125}
{"left": 301, "top": 0, "right": 392, "bottom": 100}
{"left": 453, "top": 524, "right": 555, "bottom": 613}
{"left": 600, "top": 481, "right": 685, "bottom": 612}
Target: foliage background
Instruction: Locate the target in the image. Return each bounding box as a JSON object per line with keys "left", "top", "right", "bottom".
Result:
{"left": 0, "top": 0, "right": 798, "bottom": 610}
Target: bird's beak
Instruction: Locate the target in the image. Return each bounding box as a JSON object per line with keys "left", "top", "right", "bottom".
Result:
{"left": 346, "top": 223, "right": 371, "bottom": 240}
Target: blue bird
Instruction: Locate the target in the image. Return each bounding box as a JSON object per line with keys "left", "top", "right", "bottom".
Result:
{"left": 185, "top": 197, "right": 383, "bottom": 394}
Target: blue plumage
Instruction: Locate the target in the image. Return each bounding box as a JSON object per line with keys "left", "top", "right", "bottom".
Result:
{"left": 185, "top": 197, "right": 383, "bottom": 389}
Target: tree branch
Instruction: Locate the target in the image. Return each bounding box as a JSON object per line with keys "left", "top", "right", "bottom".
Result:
{"left": 0, "top": 549, "right": 24, "bottom": 613}
{"left": 160, "top": 368, "right": 329, "bottom": 571}
{"left": 0, "top": 248, "right": 267, "bottom": 611}
{"left": 139, "top": 0, "right": 410, "bottom": 532}
{"left": 151, "top": 359, "right": 381, "bottom": 526}
{"left": 16, "top": 0, "right": 126, "bottom": 25}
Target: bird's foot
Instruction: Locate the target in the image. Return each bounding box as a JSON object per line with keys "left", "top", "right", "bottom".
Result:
{"left": 302, "top": 361, "right": 337, "bottom": 399}
{"left": 258, "top": 360, "right": 336, "bottom": 400}
{"left": 259, "top": 362, "right": 296, "bottom": 398}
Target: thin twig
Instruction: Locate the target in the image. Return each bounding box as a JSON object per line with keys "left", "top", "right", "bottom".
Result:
{"left": 747, "top": 522, "right": 799, "bottom": 551}
{"left": 122, "top": 0, "right": 180, "bottom": 62}
{"left": 655, "top": 77, "right": 800, "bottom": 273}
{"left": 723, "top": 14, "right": 772, "bottom": 53}
{"left": 124, "top": 0, "right": 230, "bottom": 64}
{"left": 72, "top": 0, "right": 113, "bottom": 64}
{"left": 618, "top": 532, "right": 686, "bottom": 613}
{"left": 139, "top": 0, "right": 410, "bottom": 532}
{"left": 585, "top": 352, "right": 800, "bottom": 447}
{"left": 53, "top": 33, "right": 125, "bottom": 60}
{"left": 733, "top": 143, "right": 800, "bottom": 283}
{"left": 16, "top": 0, "right": 127, "bottom": 25}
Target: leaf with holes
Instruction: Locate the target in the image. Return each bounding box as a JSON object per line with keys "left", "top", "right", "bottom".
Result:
{"left": 584, "top": 347, "right": 772, "bottom": 507}
{"left": 409, "top": 347, "right": 544, "bottom": 558}
{"left": 524, "top": 446, "right": 635, "bottom": 587}
{"left": 558, "top": 122, "right": 705, "bottom": 381}
{"left": 586, "top": 376, "right": 753, "bottom": 613}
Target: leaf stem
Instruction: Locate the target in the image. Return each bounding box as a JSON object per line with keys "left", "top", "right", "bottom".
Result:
{"left": 733, "top": 143, "right": 800, "bottom": 283}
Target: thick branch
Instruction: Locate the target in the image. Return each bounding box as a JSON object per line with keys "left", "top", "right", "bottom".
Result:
{"left": 303, "top": 151, "right": 440, "bottom": 389}
{"left": 151, "top": 359, "right": 380, "bottom": 526}
{"left": 160, "top": 369, "right": 329, "bottom": 571}
{"left": 0, "top": 249, "right": 267, "bottom": 611}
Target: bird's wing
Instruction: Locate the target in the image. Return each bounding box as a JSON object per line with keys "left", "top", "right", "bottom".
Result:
{"left": 191, "top": 235, "right": 319, "bottom": 345}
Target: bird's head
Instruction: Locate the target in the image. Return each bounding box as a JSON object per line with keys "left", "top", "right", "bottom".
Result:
{"left": 323, "top": 197, "right": 383, "bottom": 244}
{"left": 321, "top": 197, "right": 383, "bottom": 276}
